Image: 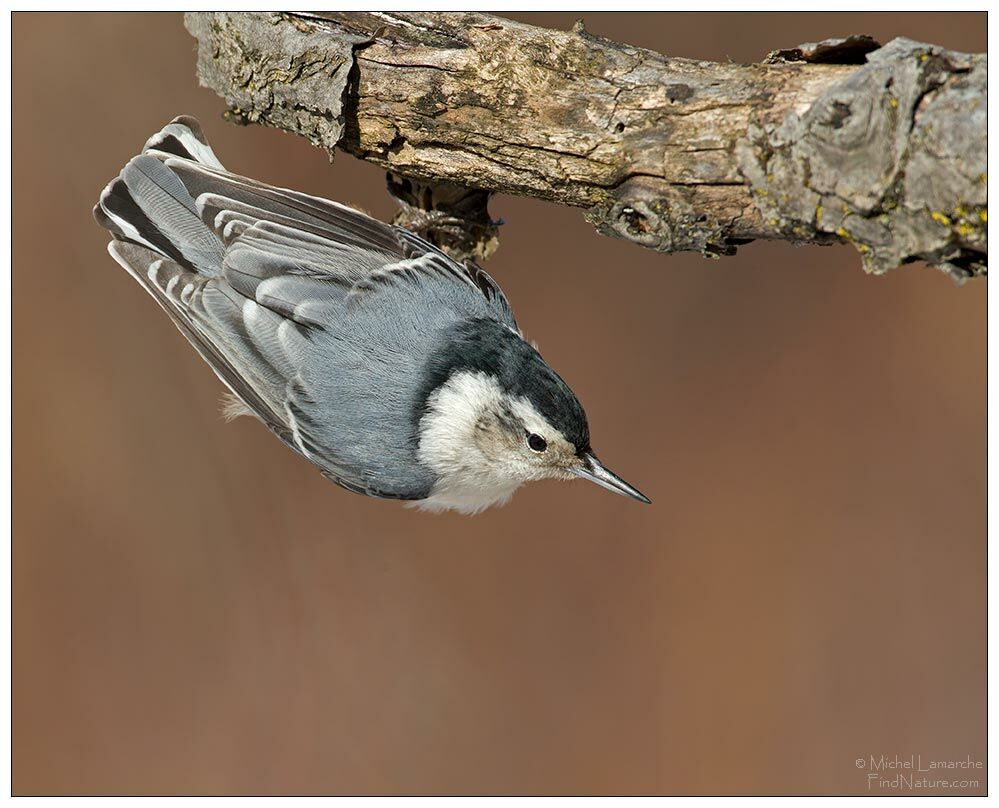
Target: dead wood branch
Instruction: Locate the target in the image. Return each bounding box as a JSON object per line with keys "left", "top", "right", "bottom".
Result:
{"left": 185, "top": 12, "right": 986, "bottom": 279}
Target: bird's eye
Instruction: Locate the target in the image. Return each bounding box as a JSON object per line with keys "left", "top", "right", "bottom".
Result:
{"left": 527, "top": 433, "right": 547, "bottom": 452}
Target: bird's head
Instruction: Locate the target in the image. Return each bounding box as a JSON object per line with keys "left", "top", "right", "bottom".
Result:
{"left": 415, "top": 319, "right": 649, "bottom": 513}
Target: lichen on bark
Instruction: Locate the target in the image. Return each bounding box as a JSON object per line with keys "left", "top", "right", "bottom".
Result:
{"left": 738, "top": 38, "right": 986, "bottom": 280}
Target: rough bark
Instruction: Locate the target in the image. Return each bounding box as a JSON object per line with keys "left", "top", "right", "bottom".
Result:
{"left": 185, "top": 11, "right": 986, "bottom": 280}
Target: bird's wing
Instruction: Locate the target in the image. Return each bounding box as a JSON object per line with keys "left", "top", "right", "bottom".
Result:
{"left": 106, "top": 236, "right": 422, "bottom": 501}
{"left": 158, "top": 154, "right": 520, "bottom": 334}
{"left": 105, "top": 239, "right": 300, "bottom": 440}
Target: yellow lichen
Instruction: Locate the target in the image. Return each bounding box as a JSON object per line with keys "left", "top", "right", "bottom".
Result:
{"left": 931, "top": 211, "right": 951, "bottom": 226}
{"left": 835, "top": 225, "right": 869, "bottom": 253}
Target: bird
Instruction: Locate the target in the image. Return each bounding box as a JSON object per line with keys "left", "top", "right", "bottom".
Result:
{"left": 93, "top": 116, "right": 650, "bottom": 514}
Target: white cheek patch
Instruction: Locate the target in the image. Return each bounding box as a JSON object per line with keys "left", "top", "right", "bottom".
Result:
{"left": 417, "top": 370, "right": 506, "bottom": 476}
{"left": 416, "top": 370, "right": 570, "bottom": 513}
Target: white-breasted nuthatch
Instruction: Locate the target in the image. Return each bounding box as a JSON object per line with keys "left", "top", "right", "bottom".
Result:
{"left": 94, "top": 117, "right": 649, "bottom": 513}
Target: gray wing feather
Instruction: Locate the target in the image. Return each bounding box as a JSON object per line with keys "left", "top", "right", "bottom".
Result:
{"left": 120, "top": 157, "right": 225, "bottom": 275}
{"left": 106, "top": 240, "right": 291, "bottom": 437}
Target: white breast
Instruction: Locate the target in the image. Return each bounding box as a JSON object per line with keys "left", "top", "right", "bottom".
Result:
{"left": 413, "top": 479, "right": 523, "bottom": 515}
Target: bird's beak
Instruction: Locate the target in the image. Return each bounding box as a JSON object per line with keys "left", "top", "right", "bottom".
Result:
{"left": 572, "top": 452, "right": 651, "bottom": 504}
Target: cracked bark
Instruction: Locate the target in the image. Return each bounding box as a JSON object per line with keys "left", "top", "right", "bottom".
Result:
{"left": 185, "top": 12, "right": 986, "bottom": 280}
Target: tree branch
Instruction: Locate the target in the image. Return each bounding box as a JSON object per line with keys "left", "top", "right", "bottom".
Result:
{"left": 185, "top": 11, "right": 986, "bottom": 280}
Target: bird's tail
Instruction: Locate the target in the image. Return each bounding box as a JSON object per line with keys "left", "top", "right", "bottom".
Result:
{"left": 93, "top": 116, "right": 226, "bottom": 277}
{"left": 92, "top": 117, "right": 294, "bottom": 434}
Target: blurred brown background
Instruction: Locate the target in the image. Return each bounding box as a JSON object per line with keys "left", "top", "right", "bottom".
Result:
{"left": 13, "top": 12, "right": 986, "bottom": 796}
